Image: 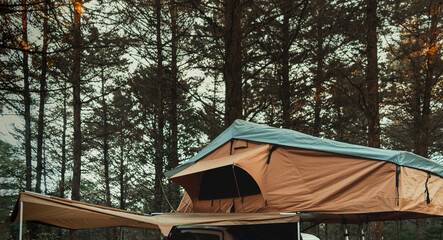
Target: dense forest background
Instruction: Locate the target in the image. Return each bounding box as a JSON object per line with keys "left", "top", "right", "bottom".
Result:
{"left": 0, "top": 0, "right": 442, "bottom": 239}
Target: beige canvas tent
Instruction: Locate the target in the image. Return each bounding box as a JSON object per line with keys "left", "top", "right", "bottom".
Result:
{"left": 167, "top": 120, "right": 443, "bottom": 221}
{"left": 11, "top": 192, "right": 299, "bottom": 236}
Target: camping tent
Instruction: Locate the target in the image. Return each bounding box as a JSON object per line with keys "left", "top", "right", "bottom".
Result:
{"left": 167, "top": 120, "right": 443, "bottom": 220}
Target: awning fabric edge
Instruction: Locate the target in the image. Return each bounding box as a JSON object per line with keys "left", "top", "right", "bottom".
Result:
{"left": 11, "top": 192, "right": 300, "bottom": 236}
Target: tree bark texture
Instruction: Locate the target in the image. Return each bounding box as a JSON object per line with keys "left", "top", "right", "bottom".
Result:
{"left": 154, "top": 0, "right": 165, "bottom": 212}
{"left": 70, "top": 1, "right": 82, "bottom": 239}
{"left": 36, "top": 0, "right": 49, "bottom": 194}
{"left": 71, "top": 0, "right": 82, "bottom": 202}
{"left": 168, "top": 1, "right": 180, "bottom": 210}
{"left": 102, "top": 70, "right": 111, "bottom": 208}
{"left": 60, "top": 79, "right": 67, "bottom": 198}
{"left": 224, "top": 0, "right": 243, "bottom": 126}
{"left": 119, "top": 142, "right": 126, "bottom": 210}
{"left": 22, "top": 3, "right": 38, "bottom": 238}
{"left": 366, "top": 0, "right": 380, "bottom": 149}
{"left": 280, "top": 2, "right": 291, "bottom": 129}
{"left": 101, "top": 70, "right": 112, "bottom": 239}
{"left": 313, "top": 23, "right": 324, "bottom": 137}
{"left": 22, "top": 0, "right": 32, "bottom": 192}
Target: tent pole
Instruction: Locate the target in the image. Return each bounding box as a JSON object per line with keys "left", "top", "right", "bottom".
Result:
{"left": 343, "top": 224, "right": 349, "bottom": 240}
{"left": 297, "top": 221, "right": 300, "bottom": 240}
{"left": 19, "top": 201, "right": 23, "bottom": 240}
{"left": 359, "top": 224, "right": 365, "bottom": 240}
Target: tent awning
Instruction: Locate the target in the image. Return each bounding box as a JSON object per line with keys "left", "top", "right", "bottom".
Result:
{"left": 170, "top": 144, "right": 269, "bottom": 179}
{"left": 11, "top": 192, "right": 300, "bottom": 236}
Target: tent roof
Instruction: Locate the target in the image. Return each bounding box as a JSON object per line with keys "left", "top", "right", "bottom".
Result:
{"left": 11, "top": 192, "right": 299, "bottom": 236}
{"left": 167, "top": 120, "right": 442, "bottom": 178}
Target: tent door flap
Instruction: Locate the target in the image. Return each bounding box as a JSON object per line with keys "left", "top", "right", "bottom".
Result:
{"left": 198, "top": 166, "right": 261, "bottom": 200}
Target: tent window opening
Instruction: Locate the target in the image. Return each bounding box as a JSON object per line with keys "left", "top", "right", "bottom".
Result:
{"left": 198, "top": 166, "right": 261, "bottom": 200}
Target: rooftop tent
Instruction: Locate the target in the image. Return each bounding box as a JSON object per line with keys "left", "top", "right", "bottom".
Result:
{"left": 167, "top": 120, "right": 443, "bottom": 219}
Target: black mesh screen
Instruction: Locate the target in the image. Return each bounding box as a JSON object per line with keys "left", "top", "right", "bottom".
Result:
{"left": 198, "top": 166, "right": 261, "bottom": 200}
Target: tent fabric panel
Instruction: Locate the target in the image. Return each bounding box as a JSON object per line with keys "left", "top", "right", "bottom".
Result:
{"left": 20, "top": 200, "right": 141, "bottom": 229}
{"left": 191, "top": 198, "right": 234, "bottom": 213}
{"left": 177, "top": 192, "right": 193, "bottom": 213}
{"left": 167, "top": 120, "right": 442, "bottom": 178}
{"left": 262, "top": 148, "right": 312, "bottom": 205}
{"left": 12, "top": 193, "right": 159, "bottom": 230}
{"left": 193, "top": 140, "right": 231, "bottom": 161}
{"left": 179, "top": 193, "right": 267, "bottom": 214}
{"left": 398, "top": 167, "right": 443, "bottom": 215}
{"left": 233, "top": 145, "right": 271, "bottom": 199}
{"left": 232, "top": 194, "right": 268, "bottom": 213}
{"left": 198, "top": 140, "right": 263, "bottom": 161}
{"left": 233, "top": 139, "right": 248, "bottom": 149}
{"left": 227, "top": 147, "right": 396, "bottom": 214}
{"left": 174, "top": 173, "right": 202, "bottom": 205}
{"left": 170, "top": 143, "right": 268, "bottom": 179}
{"left": 263, "top": 147, "right": 398, "bottom": 214}
{"left": 151, "top": 213, "right": 300, "bottom": 235}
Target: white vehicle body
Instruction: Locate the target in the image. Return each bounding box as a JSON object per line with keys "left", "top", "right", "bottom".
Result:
{"left": 167, "top": 225, "right": 320, "bottom": 240}
{"left": 301, "top": 233, "right": 321, "bottom": 240}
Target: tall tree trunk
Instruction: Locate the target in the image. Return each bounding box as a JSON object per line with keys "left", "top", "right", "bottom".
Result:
{"left": 119, "top": 142, "right": 125, "bottom": 240}
{"left": 102, "top": 70, "right": 112, "bottom": 240}
{"left": 59, "top": 15, "right": 68, "bottom": 240}
{"left": 22, "top": 0, "right": 32, "bottom": 193}
{"left": 36, "top": 0, "right": 49, "bottom": 194}
{"left": 168, "top": 1, "right": 180, "bottom": 210}
{"left": 70, "top": 1, "right": 82, "bottom": 239}
{"left": 280, "top": 2, "right": 291, "bottom": 129}
{"left": 366, "top": 0, "right": 382, "bottom": 239}
{"left": 22, "top": 2, "right": 36, "bottom": 238}
{"left": 366, "top": 0, "right": 380, "bottom": 148}
{"left": 102, "top": 70, "right": 111, "bottom": 208}
{"left": 119, "top": 141, "right": 125, "bottom": 210}
{"left": 43, "top": 145, "right": 47, "bottom": 194}
{"left": 60, "top": 79, "right": 67, "bottom": 198}
{"left": 224, "top": 0, "right": 243, "bottom": 126}
{"left": 154, "top": 0, "right": 164, "bottom": 212}
{"left": 71, "top": 0, "right": 82, "bottom": 202}
{"left": 313, "top": 23, "right": 324, "bottom": 137}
